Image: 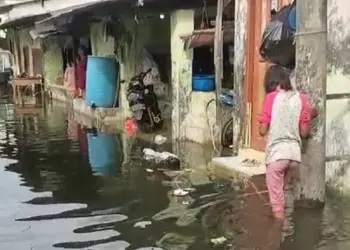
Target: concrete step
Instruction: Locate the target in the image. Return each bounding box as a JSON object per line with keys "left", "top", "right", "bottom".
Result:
{"left": 211, "top": 156, "right": 266, "bottom": 178}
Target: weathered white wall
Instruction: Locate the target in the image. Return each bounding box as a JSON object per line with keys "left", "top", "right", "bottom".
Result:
{"left": 170, "top": 9, "right": 217, "bottom": 144}
{"left": 171, "top": 10, "right": 192, "bottom": 141}
{"left": 90, "top": 22, "right": 115, "bottom": 57}
{"left": 325, "top": 0, "right": 350, "bottom": 193}
{"left": 42, "top": 36, "right": 63, "bottom": 85}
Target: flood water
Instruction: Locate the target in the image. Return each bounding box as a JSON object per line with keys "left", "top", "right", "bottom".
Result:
{"left": 0, "top": 90, "right": 350, "bottom": 249}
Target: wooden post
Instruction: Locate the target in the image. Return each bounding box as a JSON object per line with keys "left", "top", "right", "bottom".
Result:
{"left": 232, "top": 0, "right": 248, "bottom": 155}
{"left": 214, "top": 0, "right": 224, "bottom": 144}
{"left": 294, "top": 0, "right": 327, "bottom": 207}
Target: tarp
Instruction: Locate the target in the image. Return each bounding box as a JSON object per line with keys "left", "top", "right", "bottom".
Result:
{"left": 259, "top": 1, "right": 296, "bottom": 69}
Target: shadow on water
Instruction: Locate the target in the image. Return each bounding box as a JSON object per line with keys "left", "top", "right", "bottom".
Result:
{"left": 1, "top": 87, "right": 350, "bottom": 249}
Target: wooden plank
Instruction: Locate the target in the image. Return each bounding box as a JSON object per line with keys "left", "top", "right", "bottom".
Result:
{"left": 210, "top": 20, "right": 235, "bottom": 27}
{"left": 326, "top": 93, "right": 350, "bottom": 100}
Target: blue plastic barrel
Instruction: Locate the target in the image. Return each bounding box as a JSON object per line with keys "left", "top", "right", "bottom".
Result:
{"left": 86, "top": 56, "right": 118, "bottom": 108}
{"left": 192, "top": 75, "right": 215, "bottom": 92}
{"left": 288, "top": 6, "right": 296, "bottom": 31}
{"left": 87, "top": 132, "right": 118, "bottom": 176}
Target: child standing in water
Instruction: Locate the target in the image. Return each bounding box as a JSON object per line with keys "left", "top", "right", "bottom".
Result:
{"left": 259, "top": 69, "right": 318, "bottom": 219}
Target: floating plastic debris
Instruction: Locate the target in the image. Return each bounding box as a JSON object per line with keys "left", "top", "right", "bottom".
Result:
{"left": 134, "top": 221, "right": 152, "bottom": 229}
{"left": 210, "top": 236, "right": 227, "bottom": 246}
{"left": 154, "top": 135, "right": 167, "bottom": 145}
{"left": 173, "top": 189, "right": 189, "bottom": 197}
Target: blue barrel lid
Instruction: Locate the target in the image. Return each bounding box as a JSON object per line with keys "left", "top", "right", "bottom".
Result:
{"left": 88, "top": 55, "right": 116, "bottom": 60}
{"left": 288, "top": 6, "right": 296, "bottom": 30}
{"left": 193, "top": 74, "right": 215, "bottom": 79}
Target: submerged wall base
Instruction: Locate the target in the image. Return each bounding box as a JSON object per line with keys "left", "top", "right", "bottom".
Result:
{"left": 48, "top": 84, "right": 124, "bottom": 126}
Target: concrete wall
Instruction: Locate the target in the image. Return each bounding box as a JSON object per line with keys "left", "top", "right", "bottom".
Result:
{"left": 325, "top": 0, "right": 350, "bottom": 193}
{"left": 170, "top": 10, "right": 218, "bottom": 144}
{"left": 170, "top": 10, "right": 194, "bottom": 141}
{"left": 90, "top": 22, "right": 115, "bottom": 57}
{"left": 8, "top": 28, "right": 62, "bottom": 84}
{"left": 114, "top": 15, "right": 170, "bottom": 116}
{"left": 42, "top": 37, "right": 63, "bottom": 85}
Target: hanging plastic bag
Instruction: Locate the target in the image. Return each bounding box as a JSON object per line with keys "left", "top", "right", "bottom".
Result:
{"left": 260, "top": 1, "right": 296, "bottom": 69}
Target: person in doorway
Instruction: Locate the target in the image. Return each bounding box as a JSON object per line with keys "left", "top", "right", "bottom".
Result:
{"left": 76, "top": 45, "right": 88, "bottom": 98}
{"left": 259, "top": 69, "right": 319, "bottom": 219}
{"left": 63, "top": 60, "right": 76, "bottom": 98}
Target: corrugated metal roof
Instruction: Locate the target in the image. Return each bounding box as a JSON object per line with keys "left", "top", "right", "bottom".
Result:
{"left": 36, "top": 0, "right": 121, "bottom": 27}
{"left": 32, "top": 0, "right": 123, "bottom": 37}
{"left": 0, "top": 0, "right": 121, "bottom": 29}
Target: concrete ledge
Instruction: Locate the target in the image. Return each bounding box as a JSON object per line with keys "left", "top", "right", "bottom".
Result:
{"left": 211, "top": 156, "right": 266, "bottom": 178}
{"left": 48, "top": 83, "right": 124, "bottom": 125}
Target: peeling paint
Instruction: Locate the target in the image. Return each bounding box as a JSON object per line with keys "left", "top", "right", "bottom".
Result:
{"left": 325, "top": 0, "right": 350, "bottom": 194}
{"left": 170, "top": 10, "right": 194, "bottom": 142}
{"left": 43, "top": 37, "right": 63, "bottom": 86}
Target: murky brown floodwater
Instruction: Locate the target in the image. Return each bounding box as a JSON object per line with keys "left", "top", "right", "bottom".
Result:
{"left": 0, "top": 87, "right": 349, "bottom": 250}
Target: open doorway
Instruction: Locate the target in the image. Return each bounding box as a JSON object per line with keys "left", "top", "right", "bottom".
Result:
{"left": 246, "top": 0, "right": 276, "bottom": 151}
{"left": 32, "top": 48, "right": 43, "bottom": 77}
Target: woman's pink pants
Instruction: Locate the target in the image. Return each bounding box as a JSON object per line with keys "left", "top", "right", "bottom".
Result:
{"left": 266, "top": 160, "right": 298, "bottom": 215}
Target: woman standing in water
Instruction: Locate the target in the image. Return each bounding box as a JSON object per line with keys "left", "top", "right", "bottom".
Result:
{"left": 259, "top": 69, "right": 319, "bottom": 219}
{"left": 76, "top": 45, "right": 88, "bottom": 98}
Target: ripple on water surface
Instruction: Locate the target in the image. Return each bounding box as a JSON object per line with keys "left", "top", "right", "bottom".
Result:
{"left": 1, "top": 99, "right": 350, "bottom": 249}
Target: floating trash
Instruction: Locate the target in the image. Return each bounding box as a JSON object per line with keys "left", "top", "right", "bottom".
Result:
{"left": 154, "top": 135, "right": 167, "bottom": 145}
{"left": 210, "top": 237, "right": 227, "bottom": 246}
{"left": 134, "top": 221, "right": 152, "bottom": 229}
{"left": 173, "top": 189, "right": 189, "bottom": 197}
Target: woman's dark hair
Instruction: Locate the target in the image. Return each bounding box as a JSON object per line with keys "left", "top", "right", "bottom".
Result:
{"left": 79, "top": 45, "right": 88, "bottom": 55}
{"left": 67, "top": 58, "right": 73, "bottom": 67}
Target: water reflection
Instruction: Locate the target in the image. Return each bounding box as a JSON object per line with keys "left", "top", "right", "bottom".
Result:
{"left": 86, "top": 129, "right": 120, "bottom": 176}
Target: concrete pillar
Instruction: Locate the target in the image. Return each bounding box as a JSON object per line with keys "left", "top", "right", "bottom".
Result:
{"left": 20, "top": 46, "right": 25, "bottom": 73}
{"left": 295, "top": 0, "right": 327, "bottom": 206}
{"left": 28, "top": 46, "right": 34, "bottom": 76}
{"left": 12, "top": 32, "right": 20, "bottom": 75}
{"left": 170, "top": 9, "right": 194, "bottom": 142}
{"left": 233, "top": 0, "right": 249, "bottom": 153}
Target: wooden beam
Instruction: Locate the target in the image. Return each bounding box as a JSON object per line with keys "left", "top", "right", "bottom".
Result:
{"left": 210, "top": 20, "right": 235, "bottom": 27}
{"left": 214, "top": 0, "right": 224, "bottom": 144}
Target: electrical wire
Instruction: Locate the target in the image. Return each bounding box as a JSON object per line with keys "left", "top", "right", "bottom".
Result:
{"left": 205, "top": 98, "right": 219, "bottom": 152}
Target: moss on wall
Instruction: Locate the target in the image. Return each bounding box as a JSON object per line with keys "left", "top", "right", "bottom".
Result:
{"left": 90, "top": 22, "right": 115, "bottom": 56}
{"left": 43, "top": 37, "right": 63, "bottom": 85}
